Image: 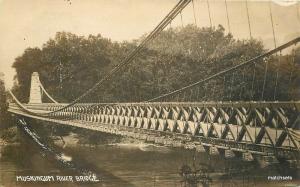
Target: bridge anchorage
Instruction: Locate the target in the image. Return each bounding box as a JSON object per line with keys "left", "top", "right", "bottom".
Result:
{"left": 7, "top": 0, "right": 300, "bottom": 167}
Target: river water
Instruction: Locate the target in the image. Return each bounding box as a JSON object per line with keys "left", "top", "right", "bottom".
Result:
{"left": 0, "top": 118, "right": 299, "bottom": 187}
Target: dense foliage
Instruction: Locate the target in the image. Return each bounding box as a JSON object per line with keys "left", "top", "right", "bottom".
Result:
{"left": 0, "top": 74, "right": 13, "bottom": 130}
{"left": 11, "top": 25, "right": 300, "bottom": 103}
{"left": 0, "top": 76, "right": 8, "bottom": 124}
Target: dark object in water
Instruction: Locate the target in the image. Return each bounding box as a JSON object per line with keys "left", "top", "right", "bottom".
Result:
{"left": 179, "top": 164, "right": 212, "bottom": 187}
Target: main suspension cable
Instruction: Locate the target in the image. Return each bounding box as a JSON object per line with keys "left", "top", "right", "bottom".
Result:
{"left": 11, "top": 0, "right": 193, "bottom": 116}
{"left": 146, "top": 37, "right": 300, "bottom": 102}
{"left": 49, "top": 0, "right": 192, "bottom": 112}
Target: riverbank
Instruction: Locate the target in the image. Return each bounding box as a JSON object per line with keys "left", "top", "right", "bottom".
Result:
{"left": 0, "top": 137, "right": 8, "bottom": 146}
{"left": 52, "top": 131, "right": 144, "bottom": 148}
{"left": 2, "top": 119, "right": 300, "bottom": 187}
{"left": 0, "top": 126, "right": 20, "bottom": 145}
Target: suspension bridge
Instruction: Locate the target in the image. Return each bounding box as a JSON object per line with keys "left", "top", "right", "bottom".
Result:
{"left": 7, "top": 0, "right": 300, "bottom": 164}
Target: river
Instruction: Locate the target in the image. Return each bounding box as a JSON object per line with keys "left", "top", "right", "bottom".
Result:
{"left": 0, "top": 118, "right": 299, "bottom": 187}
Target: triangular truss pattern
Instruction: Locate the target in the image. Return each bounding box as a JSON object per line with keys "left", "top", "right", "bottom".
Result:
{"left": 34, "top": 102, "right": 299, "bottom": 150}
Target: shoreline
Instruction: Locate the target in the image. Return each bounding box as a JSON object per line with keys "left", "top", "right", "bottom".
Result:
{"left": 51, "top": 132, "right": 144, "bottom": 148}
{"left": 0, "top": 138, "right": 8, "bottom": 146}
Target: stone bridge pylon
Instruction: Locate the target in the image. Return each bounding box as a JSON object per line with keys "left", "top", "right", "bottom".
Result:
{"left": 29, "top": 72, "right": 42, "bottom": 104}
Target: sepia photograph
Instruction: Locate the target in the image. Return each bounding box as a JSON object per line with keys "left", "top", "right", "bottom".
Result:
{"left": 0, "top": 0, "right": 299, "bottom": 186}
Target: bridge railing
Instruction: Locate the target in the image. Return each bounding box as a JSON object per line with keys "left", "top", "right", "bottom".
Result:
{"left": 9, "top": 101, "right": 300, "bottom": 152}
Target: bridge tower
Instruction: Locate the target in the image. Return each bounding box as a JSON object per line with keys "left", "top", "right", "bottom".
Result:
{"left": 29, "top": 72, "right": 42, "bottom": 104}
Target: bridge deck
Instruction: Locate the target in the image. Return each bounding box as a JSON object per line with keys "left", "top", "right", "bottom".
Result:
{"left": 8, "top": 101, "right": 300, "bottom": 161}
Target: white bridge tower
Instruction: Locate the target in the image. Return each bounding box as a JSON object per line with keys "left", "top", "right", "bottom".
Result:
{"left": 29, "top": 72, "right": 42, "bottom": 104}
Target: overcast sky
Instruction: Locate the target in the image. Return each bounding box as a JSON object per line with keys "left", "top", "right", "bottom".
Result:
{"left": 0, "top": 0, "right": 299, "bottom": 88}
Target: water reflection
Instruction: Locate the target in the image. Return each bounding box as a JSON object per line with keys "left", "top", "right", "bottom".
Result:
{"left": 0, "top": 118, "right": 299, "bottom": 187}
{"left": 109, "top": 143, "right": 172, "bottom": 153}
{"left": 0, "top": 119, "right": 134, "bottom": 187}
{"left": 63, "top": 143, "right": 299, "bottom": 187}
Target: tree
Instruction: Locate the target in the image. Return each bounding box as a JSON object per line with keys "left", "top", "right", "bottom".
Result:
{"left": 0, "top": 72, "right": 8, "bottom": 128}
{"left": 13, "top": 25, "right": 287, "bottom": 103}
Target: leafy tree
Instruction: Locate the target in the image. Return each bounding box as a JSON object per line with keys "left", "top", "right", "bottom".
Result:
{"left": 11, "top": 25, "right": 298, "bottom": 103}
{"left": 0, "top": 73, "right": 6, "bottom": 113}
{"left": 0, "top": 73, "right": 9, "bottom": 128}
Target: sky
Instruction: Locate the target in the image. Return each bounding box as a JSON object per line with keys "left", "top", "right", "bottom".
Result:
{"left": 0, "top": 0, "right": 299, "bottom": 88}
